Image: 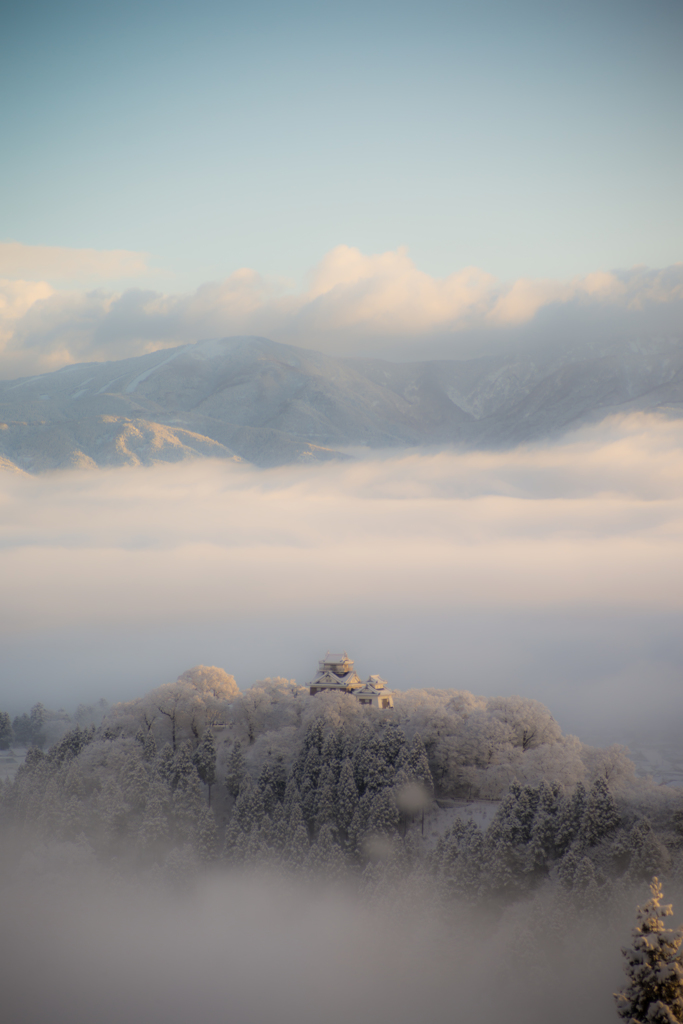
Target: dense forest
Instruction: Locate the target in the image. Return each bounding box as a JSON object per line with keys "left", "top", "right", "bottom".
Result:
{"left": 2, "top": 665, "right": 681, "bottom": 919}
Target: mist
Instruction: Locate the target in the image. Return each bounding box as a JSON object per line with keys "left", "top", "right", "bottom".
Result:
{"left": 2, "top": 863, "right": 642, "bottom": 1024}
{"left": 2, "top": 412, "right": 682, "bottom": 744}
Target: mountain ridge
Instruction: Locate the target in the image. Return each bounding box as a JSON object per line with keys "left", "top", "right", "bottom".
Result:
{"left": 2, "top": 334, "right": 683, "bottom": 471}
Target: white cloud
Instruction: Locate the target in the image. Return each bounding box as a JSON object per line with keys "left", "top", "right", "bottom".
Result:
{"left": 2, "top": 414, "right": 683, "bottom": 635}
{"left": 0, "top": 245, "right": 682, "bottom": 378}
{"left": 2, "top": 415, "right": 683, "bottom": 735}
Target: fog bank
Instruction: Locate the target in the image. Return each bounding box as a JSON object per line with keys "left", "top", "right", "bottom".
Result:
{"left": 1, "top": 413, "right": 682, "bottom": 742}
{"left": 0, "top": 866, "right": 633, "bottom": 1024}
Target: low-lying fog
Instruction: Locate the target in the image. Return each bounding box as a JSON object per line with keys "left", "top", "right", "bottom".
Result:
{"left": 1, "top": 866, "right": 633, "bottom": 1024}
{"left": 2, "top": 412, "right": 682, "bottom": 744}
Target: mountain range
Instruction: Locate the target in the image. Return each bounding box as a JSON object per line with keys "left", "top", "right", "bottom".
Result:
{"left": 1, "top": 333, "right": 683, "bottom": 472}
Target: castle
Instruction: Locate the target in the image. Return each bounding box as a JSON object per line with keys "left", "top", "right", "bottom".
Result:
{"left": 308, "top": 653, "right": 394, "bottom": 709}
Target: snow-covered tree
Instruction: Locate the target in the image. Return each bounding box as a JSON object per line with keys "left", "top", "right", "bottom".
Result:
{"left": 137, "top": 781, "right": 171, "bottom": 860}
{"left": 193, "top": 730, "right": 217, "bottom": 805}
{"left": 336, "top": 758, "right": 359, "bottom": 837}
{"left": 225, "top": 740, "right": 246, "bottom": 799}
{"left": 307, "top": 823, "right": 346, "bottom": 879}
{"left": 405, "top": 734, "right": 434, "bottom": 796}
{"left": 119, "top": 751, "right": 150, "bottom": 810}
{"left": 314, "top": 762, "right": 338, "bottom": 830}
{"left": 581, "top": 776, "right": 620, "bottom": 847}
{"left": 0, "top": 711, "right": 13, "bottom": 750}
{"left": 233, "top": 776, "right": 265, "bottom": 835}
{"left": 195, "top": 807, "right": 219, "bottom": 862}
{"left": 172, "top": 765, "right": 205, "bottom": 844}
{"left": 177, "top": 665, "right": 239, "bottom": 703}
{"left": 434, "top": 818, "right": 485, "bottom": 901}
{"left": 155, "top": 743, "right": 175, "bottom": 785}
{"left": 258, "top": 760, "right": 287, "bottom": 804}
{"left": 555, "top": 781, "right": 587, "bottom": 853}
{"left": 615, "top": 877, "right": 683, "bottom": 1024}
{"left": 487, "top": 695, "right": 563, "bottom": 751}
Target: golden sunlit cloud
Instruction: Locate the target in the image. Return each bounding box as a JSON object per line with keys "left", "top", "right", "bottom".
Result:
{"left": 1, "top": 245, "right": 682, "bottom": 378}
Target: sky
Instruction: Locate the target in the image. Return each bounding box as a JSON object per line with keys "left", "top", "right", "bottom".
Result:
{"left": 1, "top": 0, "right": 682, "bottom": 740}
{"left": 1, "top": 0, "right": 682, "bottom": 294}
{"left": 1, "top": 0, "right": 682, "bottom": 376}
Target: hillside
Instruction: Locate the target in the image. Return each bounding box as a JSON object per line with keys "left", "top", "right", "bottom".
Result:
{"left": 2, "top": 334, "right": 683, "bottom": 470}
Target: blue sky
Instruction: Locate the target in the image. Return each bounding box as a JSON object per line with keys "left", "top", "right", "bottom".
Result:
{"left": 2, "top": 0, "right": 682, "bottom": 291}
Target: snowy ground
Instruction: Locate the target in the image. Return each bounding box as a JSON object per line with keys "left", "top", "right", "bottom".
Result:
{"left": 421, "top": 799, "right": 501, "bottom": 848}
{"left": 623, "top": 737, "right": 683, "bottom": 788}
{"left": 0, "top": 747, "right": 27, "bottom": 782}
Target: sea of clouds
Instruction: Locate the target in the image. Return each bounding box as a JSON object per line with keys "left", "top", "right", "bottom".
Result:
{"left": 2, "top": 412, "right": 682, "bottom": 742}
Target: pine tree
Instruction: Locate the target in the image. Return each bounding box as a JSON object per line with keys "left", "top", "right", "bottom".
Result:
{"left": 615, "top": 877, "right": 683, "bottom": 1024}
{"left": 292, "top": 720, "right": 324, "bottom": 786}
{"left": 171, "top": 742, "right": 196, "bottom": 791}
{"left": 99, "top": 778, "right": 129, "bottom": 849}
{"left": 225, "top": 740, "right": 246, "bottom": 799}
{"left": 0, "top": 711, "right": 13, "bottom": 750}
{"left": 581, "top": 776, "right": 620, "bottom": 847}
{"left": 407, "top": 734, "right": 434, "bottom": 796}
{"left": 363, "top": 736, "right": 394, "bottom": 795}
{"left": 137, "top": 781, "right": 170, "bottom": 860}
{"left": 366, "top": 788, "right": 400, "bottom": 839}
{"left": 623, "top": 819, "right": 672, "bottom": 882}
{"left": 382, "top": 725, "right": 407, "bottom": 767}
{"left": 261, "top": 783, "right": 277, "bottom": 816}
{"left": 337, "top": 758, "right": 359, "bottom": 837}
{"left": 195, "top": 807, "right": 219, "bottom": 862}
{"left": 285, "top": 822, "right": 309, "bottom": 868}
{"left": 556, "top": 781, "right": 587, "bottom": 854}
{"left": 120, "top": 752, "right": 150, "bottom": 811}
{"left": 314, "top": 762, "right": 338, "bottom": 830}
{"left": 142, "top": 731, "right": 157, "bottom": 763}
{"left": 12, "top": 713, "right": 32, "bottom": 747}
{"left": 47, "top": 724, "right": 95, "bottom": 766}
{"left": 258, "top": 760, "right": 287, "bottom": 803}
{"left": 347, "top": 792, "right": 372, "bottom": 856}
{"left": 571, "top": 855, "right": 600, "bottom": 913}
{"left": 528, "top": 780, "right": 562, "bottom": 872}
{"left": 269, "top": 802, "right": 288, "bottom": 852}
{"left": 282, "top": 776, "right": 302, "bottom": 817}
{"left": 61, "top": 794, "right": 87, "bottom": 840}
{"left": 154, "top": 743, "right": 175, "bottom": 786}
{"left": 172, "top": 766, "right": 204, "bottom": 844}
{"left": 300, "top": 745, "right": 322, "bottom": 824}
{"left": 434, "top": 818, "right": 484, "bottom": 902}
{"left": 321, "top": 731, "right": 342, "bottom": 782}
{"left": 482, "top": 783, "right": 537, "bottom": 897}
{"left": 307, "top": 822, "right": 346, "bottom": 880}
{"left": 29, "top": 703, "right": 47, "bottom": 749}
{"left": 233, "top": 776, "right": 264, "bottom": 834}
{"left": 193, "top": 730, "right": 217, "bottom": 806}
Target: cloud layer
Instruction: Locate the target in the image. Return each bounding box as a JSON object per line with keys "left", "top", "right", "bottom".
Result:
{"left": 2, "top": 414, "right": 683, "bottom": 737}
{"left": 1, "top": 245, "right": 682, "bottom": 378}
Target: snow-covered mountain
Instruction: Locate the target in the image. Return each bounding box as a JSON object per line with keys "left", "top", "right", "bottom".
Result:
{"left": 1, "top": 333, "right": 683, "bottom": 471}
